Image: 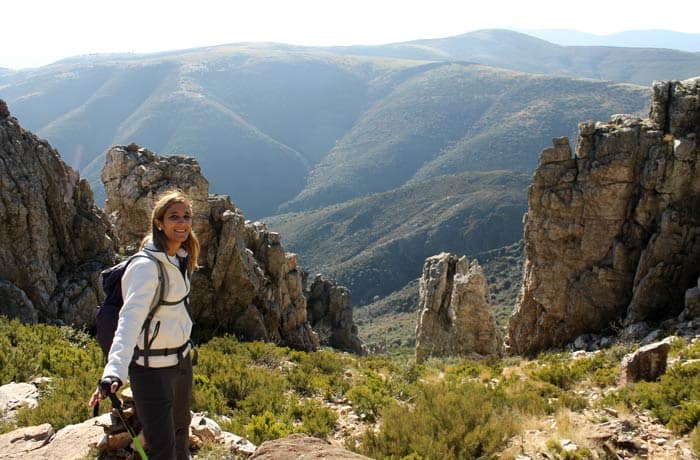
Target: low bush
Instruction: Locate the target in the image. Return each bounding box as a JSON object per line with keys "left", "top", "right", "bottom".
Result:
{"left": 353, "top": 381, "right": 518, "bottom": 459}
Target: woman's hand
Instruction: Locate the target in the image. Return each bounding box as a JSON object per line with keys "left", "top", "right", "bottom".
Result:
{"left": 88, "top": 387, "right": 101, "bottom": 407}
{"left": 88, "top": 376, "right": 122, "bottom": 407}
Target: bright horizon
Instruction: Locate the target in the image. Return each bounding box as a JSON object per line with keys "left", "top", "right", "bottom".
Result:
{"left": 2, "top": 0, "right": 699, "bottom": 70}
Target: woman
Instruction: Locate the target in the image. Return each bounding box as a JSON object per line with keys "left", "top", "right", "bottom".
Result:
{"left": 90, "top": 190, "right": 200, "bottom": 460}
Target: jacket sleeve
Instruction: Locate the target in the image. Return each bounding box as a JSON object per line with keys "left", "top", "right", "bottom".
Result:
{"left": 102, "top": 256, "right": 159, "bottom": 382}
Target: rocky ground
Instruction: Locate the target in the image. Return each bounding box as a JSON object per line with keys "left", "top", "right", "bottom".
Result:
{"left": 502, "top": 394, "right": 696, "bottom": 459}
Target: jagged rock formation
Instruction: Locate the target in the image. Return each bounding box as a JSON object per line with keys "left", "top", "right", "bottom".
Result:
{"left": 508, "top": 78, "right": 700, "bottom": 355}
{"left": 0, "top": 100, "right": 117, "bottom": 326}
{"left": 101, "top": 143, "right": 212, "bottom": 253}
{"left": 415, "top": 253, "right": 503, "bottom": 363}
{"left": 306, "top": 274, "right": 365, "bottom": 355}
{"left": 101, "top": 145, "right": 319, "bottom": 351}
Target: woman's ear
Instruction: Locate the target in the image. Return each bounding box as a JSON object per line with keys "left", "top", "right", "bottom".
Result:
{"left": 154, "top": 219, "right": 163, "bottom": 231}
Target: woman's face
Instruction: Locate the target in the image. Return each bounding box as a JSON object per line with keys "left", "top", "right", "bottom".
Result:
{"left": 156, "top": 202, "right": 192, "bottom": 252}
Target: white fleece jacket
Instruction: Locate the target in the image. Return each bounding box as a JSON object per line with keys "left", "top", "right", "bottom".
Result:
{"left": 102, "top": 241, "right": 192, "bottom": 383}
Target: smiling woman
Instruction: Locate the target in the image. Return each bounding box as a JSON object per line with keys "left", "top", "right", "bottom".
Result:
{"left": 89, "top": 189, "right": 201, "bottom": 460}
{"left": 155, "top": 201, "right": 193, "bottom": 256}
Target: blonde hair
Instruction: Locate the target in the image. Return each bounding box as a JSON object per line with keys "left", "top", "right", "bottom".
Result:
{"left": 140, "top": 189, "right": 200, "bottom": 274}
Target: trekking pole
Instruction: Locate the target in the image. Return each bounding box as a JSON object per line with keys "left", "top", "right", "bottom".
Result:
{"left": 107, "top": 393, "right": 149, "bottom": 460}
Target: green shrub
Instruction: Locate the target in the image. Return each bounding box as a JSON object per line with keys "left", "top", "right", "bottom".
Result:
{"left": 691, "top": 424, "right": 700, "bottom": 456}
{"left": 244, "top": 410, "right": 292, "bottom": 445}
{"left": 502, "top": 378, "right": 561, "bottom": 415}
{"left": 288, "top": 398, "right": 338, "bottom": 439}
{"left": 668, "top": 401, "right": 700, "bottom": 435}
{"left": 287, "top": 349, "right": 351, "bottom": 398}
{"left": 345, "top": 372, "right": 394, "bottom": 422}
{"left": 0, "top": 317, "right": 103, "bottom": 431}
{"left": 531, "top": 362, "right": 578, "bottom": 390}
{"left": 192, "top": 374, "right": 228, "bottom": 415}
{"left": 353, "top": 381, "right": 517, "bottom": 459}
{"left": 559, "top": 392, "right": 588, "bottom": 411}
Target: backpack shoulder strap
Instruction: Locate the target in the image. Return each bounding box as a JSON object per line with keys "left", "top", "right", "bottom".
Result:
{"left": 131, "top": 251, "right": 165, "bottom": 368}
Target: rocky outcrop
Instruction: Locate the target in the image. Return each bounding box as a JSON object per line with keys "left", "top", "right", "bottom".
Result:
{"left": 509, "top": 78, "right": 700, "bottom": 355}
{"left": 101, "top": 143, "right": 212, "bottom": 253}
{"left": 306, "top": 274, "right": 365, "bottom": 355}
{"left": 0, "top": 410, "right": 257, "bottom": 459}
{"left": 0, "top": 100, "right": 117, "bottom": 327}
{"left": 619, "top": 340, "right": 671, "bottom": 386}
{"left": 415, "top": 253, "right": 502, "bottom": 363}
{"left": 101, "top": 145, "right": 319, "bottom": 351}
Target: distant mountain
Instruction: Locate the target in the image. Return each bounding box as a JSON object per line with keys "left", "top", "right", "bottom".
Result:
{"left": 328, "top": 29, "right": 700, "bottom": 86}
{"left": 518, "top": 29, "right": 700, "bottom": 52}
{"left": 280, "top": 65, "right": 648, "bottom": 212}
{"left": 266, "top": 170, "right": 530, "bottom": 305}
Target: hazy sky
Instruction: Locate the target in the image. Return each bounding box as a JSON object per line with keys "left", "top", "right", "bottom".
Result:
{"left": 2, "top": 0, "right": 698, "bottom": 69}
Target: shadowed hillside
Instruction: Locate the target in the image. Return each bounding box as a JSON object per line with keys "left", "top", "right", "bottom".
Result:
{"left": 266, "top": 170, "right": 530, "bottom": 306}
{"left": 280, "top": 64, "right": 648, "bottom": 212}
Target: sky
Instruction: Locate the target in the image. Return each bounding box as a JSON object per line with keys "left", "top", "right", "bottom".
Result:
{"left": 2, "top": 0, "right": 699, "bottom": 69}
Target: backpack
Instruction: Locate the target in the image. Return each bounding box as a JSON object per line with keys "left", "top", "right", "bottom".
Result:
{"left": 95, "top": 251, "right": 167, "bottom": 363}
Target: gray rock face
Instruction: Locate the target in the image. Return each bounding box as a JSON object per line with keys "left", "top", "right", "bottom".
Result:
{"left": 415, "top": 252, "right": 502, "bottom": 363}
{"left": 619, "top": 341, "right": 671, "bottom": 386}
{"left": 101, "top": 145, "right": 319, "bottom": 351}
{"left": 306, "top": 274, "right": 365, "bottom": 355}
{"left": 509, "top": 78, "right": 700, "bottom": 355}
{"left": 0, "top": 100, "right": 117, "bottom": 326}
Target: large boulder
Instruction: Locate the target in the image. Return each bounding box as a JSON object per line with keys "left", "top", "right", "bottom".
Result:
{"left": 250, "top": 433, "right": 371, "bottom": 459}
{"left": 0, "top": 100, "right": 117, "bottom": 327}
{"left": 306, "top": 274, "right": 366, "bottom": 355}
{"left": 508, "top": 78, "right": 700, "bottom": 355}
{"left": 415, "top": 252, "right": 503, "bottom": 363}
{"left": 101, "top": 145, "right": 319, "bottom": 350}
{"left": 619, "top": 341, "right": 671, "bottom": 386}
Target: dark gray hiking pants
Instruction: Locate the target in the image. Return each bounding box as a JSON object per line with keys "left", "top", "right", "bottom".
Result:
{"left": 129, "top": 354, "right": 192, "bottom": 460}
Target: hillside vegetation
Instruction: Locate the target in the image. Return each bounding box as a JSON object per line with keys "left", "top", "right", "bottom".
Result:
{"left": 266, "top": 171, "right": 530, "bottom": 306}
{"left": 281, "top": 64, "right": 648, "bottom": 212}
{"left": 1, "top": 317, "right": 698, "bottom": 458}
